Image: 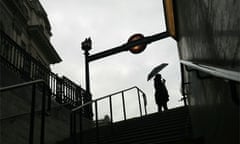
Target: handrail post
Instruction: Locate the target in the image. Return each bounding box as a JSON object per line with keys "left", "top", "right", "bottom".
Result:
{"left": 40, "top": 83, "right": 46, "bottom": 144}
{"left": 109, "top": 96, "right": 113, "bottom": 125}
{"left": 121, "top": 92, "right": 127, "bottom": 121}
{"left": 29, "top": 83, "right": 36, "bottom": 144}
{"left": 137, "top": 89, "right": 143, "bottom": 117}
{"left": 109, "top": 96, "right": 114, "bottom": 135}
{"left": 144, "top": 94, "right": 147, "bottom": 115}
{"left": 79, "top": 109, "right": 83, "bottom": 144}
{"left": 95, "top": 101, "right": 99, "bottom": 144}
{"left": 137, "top": 87, "right": 147, "bottom": 115}
{"left": 180, "top": 64, "right": 187, "bottom": 106}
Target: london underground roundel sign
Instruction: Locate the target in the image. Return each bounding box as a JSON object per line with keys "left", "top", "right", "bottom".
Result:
{"left": 128, "top": 33, "right": 146, "bottom": 54}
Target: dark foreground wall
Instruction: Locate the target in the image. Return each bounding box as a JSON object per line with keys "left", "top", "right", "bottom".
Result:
{"left": 174, "top": 0, "right": 239, "bottom": 144}
{"left": 0, "top": 65, "right": 93, "bottom": 144}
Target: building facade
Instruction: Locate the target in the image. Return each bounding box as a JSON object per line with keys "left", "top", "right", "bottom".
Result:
{"left": 0, "top": 0, "right": 61, "bottom": 67}
{"left": 0, "top": 1, "right": 93, "bottom": 144}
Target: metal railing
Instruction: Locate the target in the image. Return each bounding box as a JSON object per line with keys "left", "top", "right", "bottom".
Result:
{"left": 70, "top": 86, "right": 147, "bottom": 144}
{"left": 0, "top": 30, "right": 87, "bottom": 109}
{"left": 180, "top": 60, "right": 240, "bottom": 83}
{"left": 180, "top": 60, "right": 240, "bottom": 106}
{"left": 0, "top": 79, "right": 48, "bottom": 144}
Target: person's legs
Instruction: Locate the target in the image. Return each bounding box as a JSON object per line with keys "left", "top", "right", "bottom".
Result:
{"left": 157, "top": 104, "right": 162, "bottom": 112}
{"left": 163, "top": 102, "right": 168, "bottom": 111}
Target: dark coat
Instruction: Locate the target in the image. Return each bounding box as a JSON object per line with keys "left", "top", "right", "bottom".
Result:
{"left": 154, "top": 77, "right": 169, "bottom": 104}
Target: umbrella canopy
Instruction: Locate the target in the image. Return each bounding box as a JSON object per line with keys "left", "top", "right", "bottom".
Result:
{"left": 147, "top": 63, "right": 168, "bottom": 81}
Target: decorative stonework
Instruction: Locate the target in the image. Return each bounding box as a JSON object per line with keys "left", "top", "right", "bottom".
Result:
{"left": 0, "top": 0, "right": 61, "bottom": 66}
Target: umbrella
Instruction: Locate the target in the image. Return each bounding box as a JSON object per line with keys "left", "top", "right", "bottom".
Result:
{"left": 147, "top": 63, "right": 168, "bottom": 81}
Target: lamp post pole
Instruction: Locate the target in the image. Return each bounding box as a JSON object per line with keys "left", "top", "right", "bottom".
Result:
{"left": 84, "top": 45, "right": 90, "bottom": 97}
{"left": 81, "top": 38, "right": 93, "bottom": 119}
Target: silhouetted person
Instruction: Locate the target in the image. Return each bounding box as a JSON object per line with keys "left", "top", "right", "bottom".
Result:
{"left": 154, "top": 74, "right": 169, "bottom": 112}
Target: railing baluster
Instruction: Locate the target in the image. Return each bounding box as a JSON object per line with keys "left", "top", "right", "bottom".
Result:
{"left": 66, "top": 82, "right": 68, "bottom": 102}
{"left": 49, "top": 74, "right": 52, "bottom": 92}
{"left": 109, "top": 96, "right": 114, "bottom": 134}
{"left": 122, "top": 92, "right": 127, "bottom": 121}
{"left": 73, "top": 87, "right": 76, "bottom": 104}
{"left": 137, "top": 88, "right": 143, "bottom": 117}
{"left": 67, "top": 81, "right": 69, "bottom": 102}
{"left": 52, "top": 75, "right": 55, "bottom": 96}
{"left": 64, "top": 81, "right": 66, "bottom": 102}
{"left": 12, "top": 46, "right": 15, "bottom": 66}
{"left": 10, "top": 45, "right": 13, "bottom": 64}
{"left": 70, "top": 84, "right": 72, "bottom": 103}
{"left": 69, "top": 83, "right": 71, "bottom": 102}
{"left": 95, "top": 101, "right": 99, "bottom": 144}
{"left": 109, "top": 96, "right": 113, "bottom": 124}
{"left": 16, "top": 49, "right": 19, "bottom": 69}
{"left": 14, "top": 48, "right": 17, "bottom": 69}
{"left": 47, "top": 86, "right": 51, "bottom": 112}
{"left": 71, "top": 85, "right": 73, "bottom": 104}
{"left": 29, "top": 61, "right": 32, "bottom": 79}
{"left": 143, "top": 93, "right": 147, "bottom": 115}
{"left": 73, "top": 87, "right": 75, "bottom": 104}
{"left": 60, "top": 80, "right": 63, "bottom": 102}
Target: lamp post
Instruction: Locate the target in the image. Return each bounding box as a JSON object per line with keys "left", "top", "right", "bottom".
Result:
{"left": 81, "top": 38, "right": 93, "bottom": 119}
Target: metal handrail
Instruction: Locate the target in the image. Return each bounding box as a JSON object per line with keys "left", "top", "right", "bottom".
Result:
{"left": 0, "top": 79, "right": 45, "bottom": 92}
{"left": 70, "top": 86, "right": 147, "bottom": 144}
{"left": 72, "top": 86, "right": 146, "bottom": 112}
{"left": 0, "top": 79, "right": 47, "bottom": 144}
{"left": 181, "top": 60, "right": 240, "bottom": 106}
{"left": 181, "top": 60, "right": 240, "bottom": 83}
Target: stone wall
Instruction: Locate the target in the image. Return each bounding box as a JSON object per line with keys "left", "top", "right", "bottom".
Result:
{"left": 0, "top": 65, "right": 93, "bottom": 144}
{"left": 174, "top": 0, "right": 240, "bottom": 144}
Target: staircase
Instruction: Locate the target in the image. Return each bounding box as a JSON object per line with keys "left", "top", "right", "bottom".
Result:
{"left": 61, "top": 106, "right": 202, "bottom": 144}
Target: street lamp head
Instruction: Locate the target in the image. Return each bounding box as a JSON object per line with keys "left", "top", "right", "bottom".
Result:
{"left": 128, "top": 33, "right": 146, "bottom": 54}
{"left": 81, "top": 37, "right": 92, "bottom": 51}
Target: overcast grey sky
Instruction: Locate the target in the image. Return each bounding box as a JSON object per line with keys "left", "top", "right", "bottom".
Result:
{"left": 40, "top": 0, "right": 183, "bottom": 120}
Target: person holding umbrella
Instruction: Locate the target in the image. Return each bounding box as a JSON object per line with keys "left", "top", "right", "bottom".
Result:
{"left": 147, "top": 63, "right": 169, "bottom": 112}
{"left": 154, "top": 74, "right": 169, "bottom": 112}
